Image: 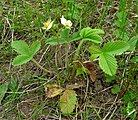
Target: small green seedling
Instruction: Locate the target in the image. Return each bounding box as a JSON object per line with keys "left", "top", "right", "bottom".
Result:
{"left": 111, "top": 84, "right": 120, "bottom": 94}
{"left": 11, "top": 40, "right": 41, "bottom": 66}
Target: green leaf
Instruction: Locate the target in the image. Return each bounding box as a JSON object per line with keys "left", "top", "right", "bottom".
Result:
{"left": 46, "top": 29, "right": 70, "bottom": 45}
{"left": 105, "top": 74, "right": 115, "bottom": 82}
{"left": 83, "top": 34, "right": 103, "bottom": 43}
{"left": 99, "top": 53, "right": 117, "bottom": 76}
{"left": 11, "top": 41, "right": 30, "bottom": 55}
{"left": 88, "top": 29, "right": 104, "bottom": 34}
{"left": 89, "top": 46, "right": 102, "bottom": 54}
{"left": 60, "top": 28, "right": 70, "bottom": 40}
{"left": 59, "top": 89, "right": 77, "bottom": 115}
{"left": 128, "top": 36, "right": 138, "bottom": 51}
{"left": 12, "top": 55, "right": 32, "bottom": 66}
{"left": 0, "top": 83, "right": 8, "bottom": 104}
{"left": 80, "top": 27, "right": 90, "bottom": 37}
{"left": 111, "top": 84, "right": 120, "bottom": 94}
{"left": 89, "top": 46, "right": 102, "bottom": 60}
{"left": 71, "top": 31, "right": 81, "bottom": 39}
{"left": 69, "top": 31, "right": 81, "bottom": 42}
{"left": 46, "top": 37, "right": 59, "bottom": 45}
{"left": 46, "top": 37, "right": 66, "bottom": 45}
{"left": 59, "top": 28, "right": 70, "bottom": 43}
{"left": 80, "top": 27, "right": 104, "bottom": 43}
{"left": 30, "top": 41, "right": 41, "bottom": 56}
{"left": 102, "top": 41, "right": 130, "bottom": 54}
{"left": 90, "top": 54, "right": 99, "bottom": 60}
{"left": 80, "top": 27, "right": 104, "bottom": 37}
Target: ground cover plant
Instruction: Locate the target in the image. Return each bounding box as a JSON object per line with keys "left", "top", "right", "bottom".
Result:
{"left": 0, "top": 0, "right": 138, "bottom": 120}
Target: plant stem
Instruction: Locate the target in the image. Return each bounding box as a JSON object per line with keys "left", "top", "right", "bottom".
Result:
{"left": 70, "top": 40, "right": 84, "bottom": 80}
{"left": 74, "top": 40, "right": 84, "bottom": 61}
{"left": 57, "top": 37, "right": 63, "bottom": 67}
{"left": 32, "top": 58, "right": 52, "bottom": 73}
{"left": 65, "top": 43, "right": 69, "bottom": 68}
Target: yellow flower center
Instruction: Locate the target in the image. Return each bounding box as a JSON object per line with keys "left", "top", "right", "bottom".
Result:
{"left": 65, "top": 21, "right": 69, "bottom": 27}
{"left": 44, "top": 20, "right": 51, "bottom": 28}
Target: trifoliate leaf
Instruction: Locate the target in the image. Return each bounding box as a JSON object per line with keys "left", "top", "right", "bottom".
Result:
{"left": 99, "top": 53, "right": 117, "bottom": 76}
{"left": 46, "top": 29, "right": 70, "bottom": 45}
{"left": 88, "top": 29, "right": 104, "bottom": 34}
{"left": 80, "top": 27, "right": 104, "bottom": 43}
{"left": 80, "top": 27, "right": 104, "bottom": 37}
{"left": 89, "top": 46, "right": 102, "bottom": 54}
{"left": 102, "top": 41, "right": 130, "bottom": 54}
{"left": 46, "top": 37, "right": 60, "bottom": 45}
{"left": 69, "top": 31, "right": 81, "bottom": 42}
{"left": 11, "top": 41, "right": 30, "bottom": 55}
{"left": 83, "top": 34, "right": 103, "bottom": 43}
{"left": 60, "top": 28, "right": 70, "bottom": 40}
{"left": 12, "top": 55, "right": 32, "bottom": 66}
{"left": 59, "top": 89, "right": 77, "bottom": 115}
{"left": 30, "top": 41, "right": 41, "bottom": 56}
{"left": 89, "top": 46, "right": 102, "bottom": 60}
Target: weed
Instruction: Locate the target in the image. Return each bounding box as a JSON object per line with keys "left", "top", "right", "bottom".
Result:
{"left": 0, "top": 0, "right": 138, "bottom": 119}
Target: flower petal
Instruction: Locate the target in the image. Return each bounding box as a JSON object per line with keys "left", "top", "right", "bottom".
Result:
{"left": 67, "top": 20, "right": 72, "bottom": 27}
{"left": 60, "top": 15, "right": 72, "bottom": 28}
{"left": 42, "top": 20, "right": 54, "bottom": 30}
{"left": 47, "top": 21, "right": 54, "bottom": 30}
{"left": 61, "top": 15, "right": 66, "bottom": 25}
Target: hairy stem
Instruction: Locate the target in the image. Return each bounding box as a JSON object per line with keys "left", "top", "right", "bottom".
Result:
{"left": 65, "top": 43, "right": 69, "bottom": 68}
{"left": 32, "top": 58, "right": 52, "bottom": 73}
{"left": 70, "top": 40, "right": 84, "bottom": 80}
{"left": 74, "top": 40, "right": 84, "bottom": 61}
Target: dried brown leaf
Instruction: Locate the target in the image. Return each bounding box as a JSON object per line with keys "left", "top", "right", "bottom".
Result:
{"left": 45, "top": 84, "right": 64, "bottom": 98}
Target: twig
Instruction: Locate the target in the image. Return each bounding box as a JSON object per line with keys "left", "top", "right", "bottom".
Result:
{"left": 108, "top": 105, "right": 118, "bottom": 120}
{"left": 103, "top": 95, "right": 118, "bottom": 120}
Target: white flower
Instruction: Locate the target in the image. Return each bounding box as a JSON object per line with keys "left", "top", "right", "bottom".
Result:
{"left": 42, "top": 19, "right": 54, "bottom": 30}
{"left": 60, "top": 15, "right": 72, "bottom": 28}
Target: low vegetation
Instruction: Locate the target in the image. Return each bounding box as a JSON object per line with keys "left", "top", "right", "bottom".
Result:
{"left": 0, "top": 0, "right": 138, "bottom": 119}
